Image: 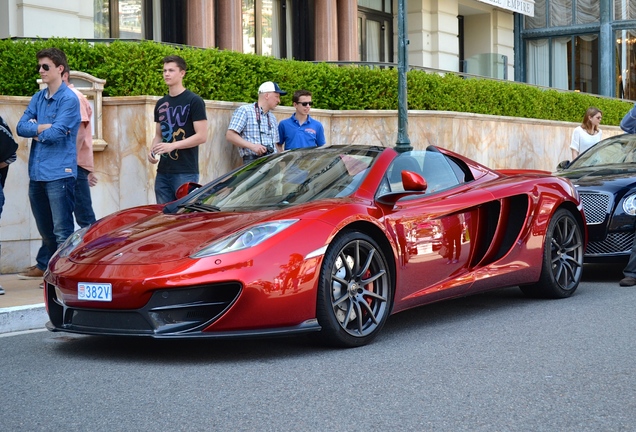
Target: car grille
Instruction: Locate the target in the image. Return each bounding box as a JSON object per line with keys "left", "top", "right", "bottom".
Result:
{"left": 579, "top": 192, "right": 611, "bottom": 225}
{"left": 586, "top": 232, "right": 635, "bottom": 256}
{"left": 47, "top": 283, "right": 242, "bottom": 335}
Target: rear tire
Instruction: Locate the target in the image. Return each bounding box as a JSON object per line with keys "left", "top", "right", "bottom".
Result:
{"left": 520, "top": 208, "right": 584, "bottom": 299}
{"left": 316, "top": 231, "right": 392, "bottom": 348}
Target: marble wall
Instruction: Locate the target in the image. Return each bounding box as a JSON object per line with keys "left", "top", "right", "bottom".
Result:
{"left": 0, "top": 95, "right": 622, "bottom": 273}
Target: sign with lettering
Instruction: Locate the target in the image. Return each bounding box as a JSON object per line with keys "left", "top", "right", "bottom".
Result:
{"left": 476, "top": 0, "right": 534, "bottom": 17}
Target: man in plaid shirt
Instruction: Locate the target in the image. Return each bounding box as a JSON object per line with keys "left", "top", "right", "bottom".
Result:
{"left": 226, "top": 81, "right": 287, "bottom": 164}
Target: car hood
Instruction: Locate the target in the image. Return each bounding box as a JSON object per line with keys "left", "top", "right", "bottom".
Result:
{"left": 70, "top": 210, "right": 280, "bottom": 265}
{"left": 557, "top": 165, "right": 636, "bottom": 192}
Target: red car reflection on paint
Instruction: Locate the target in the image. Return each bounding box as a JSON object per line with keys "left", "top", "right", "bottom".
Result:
{"left": 44, "top": 145, "right": 586, "bottom": 347}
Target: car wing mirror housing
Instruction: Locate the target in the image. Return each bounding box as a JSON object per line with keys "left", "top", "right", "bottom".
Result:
{"left": 176, "top": 182, "right": 203, "bottom": 200}
{"left": 402, "top": 170, "right": 427, "bottom": 191}
{"left": 376, "top": 171, "right": 428, "bottom": 206}
{"left": 556, "top": 160, "right": 571, "bottom": 171}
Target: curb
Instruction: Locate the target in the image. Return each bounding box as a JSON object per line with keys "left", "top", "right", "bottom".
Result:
{"left": 0, "top": 304, "right": 48, "bottom": 334}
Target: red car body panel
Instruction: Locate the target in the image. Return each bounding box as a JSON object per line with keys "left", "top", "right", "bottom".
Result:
{"left": 44, "top": 145, "right": 586, "bottom": 340}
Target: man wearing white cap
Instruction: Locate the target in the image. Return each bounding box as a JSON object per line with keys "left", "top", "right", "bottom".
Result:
{"left": 226, "top": 81, "right": 287, "bottom": 164}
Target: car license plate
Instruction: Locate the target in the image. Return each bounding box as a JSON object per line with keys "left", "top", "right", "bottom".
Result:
{"left": 78, "top": 282, "right": 112, "bottom": 302}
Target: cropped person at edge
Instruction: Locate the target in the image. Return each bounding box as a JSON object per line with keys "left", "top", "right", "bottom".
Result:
{"left": 616, "top": 103, "right": 636, "bottom": 287}
{"left": 0, "top": 116, "right": 18, "bottom": 295}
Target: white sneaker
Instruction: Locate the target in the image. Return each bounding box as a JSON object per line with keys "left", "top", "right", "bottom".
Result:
{"left": 0, "top": 285, "right": 4, "bottom": 295}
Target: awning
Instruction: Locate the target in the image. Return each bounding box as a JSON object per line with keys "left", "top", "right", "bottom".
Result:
{"left": 476, "top": 0, "right": 534, "bottom": 17}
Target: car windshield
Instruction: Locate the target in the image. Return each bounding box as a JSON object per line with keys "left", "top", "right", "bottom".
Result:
{"left": 570, "top": 135, "right": 636, "bottom": 168}
{"left": 183, "top": 146, "right": 382, "bottom": 210}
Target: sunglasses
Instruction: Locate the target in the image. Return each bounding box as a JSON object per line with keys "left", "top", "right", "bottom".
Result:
{"left": 37, "top": 64, "right": 52, "bottom": 72}
{"left": 297, "top": 101, "right": 313, "bottom": 107}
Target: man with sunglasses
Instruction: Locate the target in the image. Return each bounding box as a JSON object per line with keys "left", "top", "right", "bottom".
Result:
{"left": 276, "top": 89, "right": 326, "bottom": 152}
{"left": 16, "top": 48, "right": 80, "bottom": 281}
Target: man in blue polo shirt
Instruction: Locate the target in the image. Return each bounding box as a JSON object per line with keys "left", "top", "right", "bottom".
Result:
{"left": 277, "top": 90, "right": 326, "bottom": 152}
{"left": 17, "top": 47, "right": 80, "bottom": 280}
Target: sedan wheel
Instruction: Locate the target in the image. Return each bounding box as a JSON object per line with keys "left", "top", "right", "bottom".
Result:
{"left": 316, "top": 231, "right": 392, "bottom": 347}
{"left": 521, "top": 208, "right": 584, "bottom": 298}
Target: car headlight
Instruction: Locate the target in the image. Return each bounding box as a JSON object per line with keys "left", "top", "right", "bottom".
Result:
{"left": 624, "top": 194, "right": 636, "bottom": 216}
{"left": 191, "top": 219, "right": 298, "bottom": 258}
{"left": 57, "top": 226, "right": 89, "bottom": 258}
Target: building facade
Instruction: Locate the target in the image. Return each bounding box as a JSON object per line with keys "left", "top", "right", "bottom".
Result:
{"left": 1, "top": 1, "right": 518, "bottom": 82}
{"left": 515, "top": 0, "right": 636, "bottom": 99}
{"left": 3, "top": 1, "right": 636, "bottom": 99}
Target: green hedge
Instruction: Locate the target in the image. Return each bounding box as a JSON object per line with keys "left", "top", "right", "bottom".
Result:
{"left": 0, "top": 38, "right": 632, "bottom": 125}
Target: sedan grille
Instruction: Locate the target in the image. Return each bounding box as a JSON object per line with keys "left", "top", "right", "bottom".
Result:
{"left": 579, "top": 192, "right": 611, "bottom": 225}
{"left": 586, "top": 232, "right": 635, "bottom": 256}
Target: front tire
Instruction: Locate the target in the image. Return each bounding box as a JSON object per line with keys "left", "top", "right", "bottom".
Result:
{"left": 316, "top": 231, "right": 392, "bottom": 347}
{"left": 520, "top": 208, "right": 584, "bottom": 299}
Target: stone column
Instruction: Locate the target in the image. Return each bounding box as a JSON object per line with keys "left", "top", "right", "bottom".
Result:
{"left": 186, "top": 0, "right": 215, "bottom": 48}
{"left": 337, "top": 0, "right": 358, "bottom": 61}
{"left": 216, "top": 0, "right": 243, "bottom": 51}
{"left": 492, "top": 10, "right": 514, "bottom": 81}
{"left": 409, "top": 0, "right": 460, "bottom": 71}
{"left": 315, "top": 0, "right": 338, "bottom": 61}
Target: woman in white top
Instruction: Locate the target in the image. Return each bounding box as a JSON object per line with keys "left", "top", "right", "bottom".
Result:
{"left": 570, "top": 107, "right": 602, "bottom": 159}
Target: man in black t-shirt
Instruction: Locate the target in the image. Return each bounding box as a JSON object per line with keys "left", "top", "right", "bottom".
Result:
{"left": 150, "top": 55, "right": 208, "bottom": 204}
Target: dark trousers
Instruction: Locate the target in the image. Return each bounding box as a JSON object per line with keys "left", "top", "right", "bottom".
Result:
{"left": 624, "top": 235, "right": 636, "bottom": 278}
{"left": 74, "top": 166, "right": 97, "bottom": 228}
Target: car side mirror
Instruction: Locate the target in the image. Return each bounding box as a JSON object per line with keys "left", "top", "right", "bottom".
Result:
{"left": 175, "top": 182, "right": 202, "bottom": 199}
{"left": 376, "top": 171, "right": 428, "bottom": 206}
{"left": 556, "top": 160, "right": 570, "bottom": 171}
{"left": 402, "top": 170, "right": 427, "bottom": 191}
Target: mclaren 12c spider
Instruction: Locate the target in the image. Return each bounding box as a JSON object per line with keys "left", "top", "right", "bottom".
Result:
{"left": 45, "top": 145, "right": 587, "bottom": 347}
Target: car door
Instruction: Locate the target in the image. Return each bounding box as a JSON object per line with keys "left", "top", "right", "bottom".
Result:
{"left": 378, "top": 150, "right": 495, "bottom": 310}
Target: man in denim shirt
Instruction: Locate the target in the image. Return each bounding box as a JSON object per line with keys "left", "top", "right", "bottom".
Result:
{"left": 17, "top": 48, "right": 80, "bottom": 280}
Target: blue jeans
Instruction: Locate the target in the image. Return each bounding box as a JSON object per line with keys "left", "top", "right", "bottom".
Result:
{"left": 154, "top": 172, "right": 199, "bottom": 204}
{"left": 29, "top": 178, "right": 76, "bottom": 271}
{"left": 74, "top": 166, "right": 96, "bottom": 228}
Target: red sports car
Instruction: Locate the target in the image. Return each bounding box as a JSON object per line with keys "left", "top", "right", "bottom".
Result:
{"left": 44, "top": 145, "right": 586, "bottom": 347}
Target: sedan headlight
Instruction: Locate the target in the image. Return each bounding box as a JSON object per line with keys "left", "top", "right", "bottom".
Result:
{"left": 57, "top": 226, "right": 89, "bottom": 258}
{"left": 191, "top": 219, "right": 298, "bottom": 258}
{"left": 624, "top": 194, "right": 636, "bottom": 216}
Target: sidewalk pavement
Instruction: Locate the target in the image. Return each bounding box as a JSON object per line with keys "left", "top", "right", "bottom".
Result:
{"left": 0, "top": 273, "right": 48, "bottom": 335}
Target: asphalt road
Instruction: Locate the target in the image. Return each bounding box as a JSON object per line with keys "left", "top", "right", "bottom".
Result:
{"left": 1, "top": 263, "right": 635, "bottom": 432}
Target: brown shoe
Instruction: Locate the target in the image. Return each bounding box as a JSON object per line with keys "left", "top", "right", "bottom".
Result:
{"left": 619, "top": 277, "right": 636, "bottom": 287}
{"left": 18, "top": 266, "right": 45, "bottom": 279}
